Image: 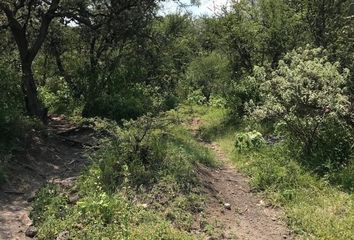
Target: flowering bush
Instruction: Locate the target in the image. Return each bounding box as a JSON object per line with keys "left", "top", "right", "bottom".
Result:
{"left": 249, "top": 47, "right": 353, "bottom": 171}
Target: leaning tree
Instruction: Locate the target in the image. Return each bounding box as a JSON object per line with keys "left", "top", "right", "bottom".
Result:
{"left": 0, "top": 0, "right": 169, "bottom": 122}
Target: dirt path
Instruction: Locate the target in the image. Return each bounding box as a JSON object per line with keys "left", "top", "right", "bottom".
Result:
{"left": 0, "top": 116, "right": 95, "bottom": 240}
{"left": 191, "top": 119, "right": 293, "bottom": 240}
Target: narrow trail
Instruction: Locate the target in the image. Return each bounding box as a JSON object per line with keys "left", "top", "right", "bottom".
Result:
{"left": 0, "top": 116, "right": 95, "bottom": 240}
{"left": 0, "top": 116, "right": 293, "bottom": 240}
{"left": 190, "top": 118, "right": 293, "bottom": 240}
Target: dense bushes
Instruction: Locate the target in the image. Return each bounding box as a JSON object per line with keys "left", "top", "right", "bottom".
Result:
{"left": 0, "top": 63, "right": 37, "bottom": 185}
{"left": 235, "top": 130, "right": 265, "bottom": 153}
{"left": 83, "top": 93, "right": 150, "bottom": 124}
{"left": 0, "top": 64, "right": 22, "bottom": 140}
{"left": 185, "top": 52, "right": 231, "bottom": 101}
{"left": 94, "top": 113, "right": 213, "bottom": 190}
{"left": 0, "top": 64, "right": 22, "bottom": 167}
{"left": 39, "top": 77, "right": 79, "bottom": 115}
{"left": 31, "top": 113, "right": 215, "bottom": 239}
{"left": 226, "top": 66, "right": 265, "bottom": 119}
{"left": 249, "top": 47, "right": 353, "bottom": 172}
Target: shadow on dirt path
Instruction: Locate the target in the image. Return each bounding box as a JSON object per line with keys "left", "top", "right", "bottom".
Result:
{"left": 190, "top": 118, "right": 293, "bottom": 240}
{"left": 0, "top": 116, "right": 96, "bottom": 240}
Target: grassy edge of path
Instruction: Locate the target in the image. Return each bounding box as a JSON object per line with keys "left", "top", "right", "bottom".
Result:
{"left": 180, "top": 104, "right": 353, "bottom": 240}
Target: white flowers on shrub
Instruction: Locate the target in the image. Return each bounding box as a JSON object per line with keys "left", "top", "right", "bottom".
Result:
{"left": 249, "top": 46, "right": 352, "bottom": 166}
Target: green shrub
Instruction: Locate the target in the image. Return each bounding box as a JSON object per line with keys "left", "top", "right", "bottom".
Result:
{"left": 250, "top": 47, "right": 353, "bottom": 172}
{"left": 185, "top": 51, "right": 231, "bottom": 101}
{"left": 39, "top": 77, "right": 80, "bottom": 115}
{"left": 0, "top": 63, "right": 23, "bottom": 152}
{"left": 186, "top": 89, "right": 207, "bottom": 105}
{"left": 0, "top": 63, "right": 42, "bottom": 175}
{"left": 226, "top": 66, "right": 265, "bottom": 120}
{"left": 208, "top": 95, "right": 226, "bottom": 108}
{"left": 309, "top": 116, "right": 354, "bottom": 172}
{"left": 235, "top": 130, "right": 265, "bottom": 153}
{"left": 95, "top": 115, "right": 168, "bottom": 190}
{"left": 87, "top": 112, "right": 214, "bottom": 190}
{"left": 328, "top": 160, "right": 354, "bottom": 192}
{"left": 83, "top": 85, "right": 153, "bottom": 123}
{"left": 162, "top": 94, "right": 180, "bottom": 110}
{"left": 31, "top": 113, "right": 214, "bottom": 239}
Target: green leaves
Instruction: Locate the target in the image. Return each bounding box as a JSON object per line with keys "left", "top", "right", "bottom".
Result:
{"left": 185, "top": 51, "right": 231, "bottom": 101}
{"left": 235, "top": 130, "right": 265, "bottom": 153}
{"left": 253, "top": 47, "right": 350, "bottom": 121}
{"left": 249, "top": 46, "right": 353, "bottom": 172}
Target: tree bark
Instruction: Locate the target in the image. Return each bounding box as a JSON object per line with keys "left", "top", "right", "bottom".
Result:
{"left": 21, "top": 61, "right": 48, "bottom": 124}
{"left": 0, "top": 1, "right": 59, "bottom": 123}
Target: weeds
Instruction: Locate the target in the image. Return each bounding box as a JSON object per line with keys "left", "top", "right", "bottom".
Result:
{"left": 31, "top": 112, "right": 215, "bottom": 239}
{"left": 188, "top": 104, "right": 354, "bottom": 240}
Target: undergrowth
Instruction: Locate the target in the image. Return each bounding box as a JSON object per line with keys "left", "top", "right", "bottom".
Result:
{"left": 0, "top": 117, "right": 43, "bottom": 186}
{"left": 180, "top": 104, "right": 354, "bottom": 240}
{"left": 31, "top": 111, "right": 216, "bottom": 239}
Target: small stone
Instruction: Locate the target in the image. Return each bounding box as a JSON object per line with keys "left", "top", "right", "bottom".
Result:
{"left": 56, "top": 231, "right": 70, "bottom": 240}
{"left": 68, "top": 194, "right": 79, "bottom": 204}
{"left": 283, "top": 235, "right": 288, "bottom": 239}
{"left": 20, "top": 213, "right": 32, "bottom": 225}
{"left": 27, "top": 192, "right": 37, "bottom": 202}
{"left": 138, "top": 203, "right": 148, "bottom": 208}
{"left": 224, "top": 203, "right": 231, "bottom": 210}
{"left": 74, "top": 223, "right": 83, "bottom": 230}
{"left": 271, "top": 217, "right": 277, "bottom": 221}
{"left": 25, "top": 226, "right": 37, "bottom": 238}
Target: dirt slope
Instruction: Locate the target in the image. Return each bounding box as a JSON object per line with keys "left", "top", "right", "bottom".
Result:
{"left": 191, "top": 119, "right": 293, "bottom": 240}
{"left": 0, "top": 116, "right": 95, "bottom": 240}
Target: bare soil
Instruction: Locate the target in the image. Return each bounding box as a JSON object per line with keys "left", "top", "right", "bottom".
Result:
{"left": 0, "top": 116, "right": 95, "bottom": 240}
{"left": 190, "top": 118, "right": 293, "bottom": 240}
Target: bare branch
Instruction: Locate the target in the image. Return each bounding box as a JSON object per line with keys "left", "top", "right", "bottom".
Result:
{"left": 28, "top": 0, "right": 60, "bottom": 61}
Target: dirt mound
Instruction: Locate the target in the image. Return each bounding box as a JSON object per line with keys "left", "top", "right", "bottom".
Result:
{"left": 0, "top": 116, "right": 95, "bottom": 240}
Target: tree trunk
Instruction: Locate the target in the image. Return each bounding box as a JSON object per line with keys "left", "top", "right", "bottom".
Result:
{"left": 21, "top": 61, "right": 47, "bottom": 124}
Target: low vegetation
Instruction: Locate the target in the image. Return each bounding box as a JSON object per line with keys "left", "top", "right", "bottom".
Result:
{"left": 30, "top": 113, "right": 216, "bottom": 239}
{"left": 188, "top": 104, "right": 353, "bottom": 240}
{"left": 1, "top": 0, "right": 353, "bottom": 239}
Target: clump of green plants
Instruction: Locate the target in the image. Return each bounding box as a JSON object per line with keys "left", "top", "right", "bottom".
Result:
{"left": 185, "top": 51, "right": 231, "bottom": 101}
{"left": 249, "top": 46, "right": 353, "bottom": 173}
{"left": 31, "top": 113, "right": 215, "bottom": 239}
{"left": 0, "top": 62, "right": 43, "bottom": 185}
{"left": 31, "top": 177, "right": 196, "bottom": 239}
{"left": 94, "top": 113, "right": 213, "bottom": 190}
{"left": 209, "top": 95, "right": 227, "bottom": 108}
{"left": 186, "top": 89, "right": 207, "bottom": 105}
{"left": 0, "top": 63, "right": 23, "bottom": 153}
{"left": 226, "top": 66, "right": 265, "bottom": 120}
{"left": 82, "top": 84, "right": 156, "bottom": 123}
{"left": 235, "top": 130, "right": 265, "bottom": 153}
{"left": 39, "top": 77, "right": 81, "bottom": 115}
{"left": 191, "top": 105, "right": 354, "bottom": 240}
